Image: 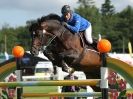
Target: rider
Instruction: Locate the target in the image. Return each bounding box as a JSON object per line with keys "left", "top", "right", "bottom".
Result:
{"left": 61, "top": 5, "right": 93, "bottom": 45}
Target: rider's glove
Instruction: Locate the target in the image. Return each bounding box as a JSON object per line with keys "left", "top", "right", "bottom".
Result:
{"left": 62, "top": 22, "right": 68, "bottom": 27}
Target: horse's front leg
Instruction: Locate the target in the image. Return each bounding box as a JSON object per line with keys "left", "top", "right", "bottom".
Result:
{"left": 59, "top": 49, "right": 80, "bottom": 59}
{"left": 43, "top": 51, "right": 58, "bottom": 74}
{"left": 61, "top": 60, "right": 74, "bottom": 73}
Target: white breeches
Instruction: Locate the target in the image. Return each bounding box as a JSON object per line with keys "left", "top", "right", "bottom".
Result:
{"left": 84, "top": 24, "right": 93, "bottom": 44}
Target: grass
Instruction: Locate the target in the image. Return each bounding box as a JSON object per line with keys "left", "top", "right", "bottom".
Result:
{"left": 23, "top": 86, "right": 57, "bottom": 93}
{"left": 22, "top": 86, "right": 87, "bottom": 99}
{"left": 0, "top": 86, "right": 58, "bottom": 99}
{"left": 23, "top": 86, "right": 57, "bottom": 99}
{"left": 1, "top": 86, "right": 86, "bottom": 99}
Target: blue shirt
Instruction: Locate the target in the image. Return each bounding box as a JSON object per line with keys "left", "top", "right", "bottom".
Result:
{"left": 62, "top": 12, "right": 91, "bottom": 33}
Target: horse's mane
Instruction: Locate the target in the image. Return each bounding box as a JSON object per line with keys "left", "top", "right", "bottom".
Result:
{"left": 29, "top": 22, "right": 37, "bottom": 32}
{"left": 38, "top": 13, "right": 61, "bottom": 24}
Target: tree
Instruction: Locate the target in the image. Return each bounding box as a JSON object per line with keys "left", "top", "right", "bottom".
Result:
{"left": 15, "top": 26, "right": 31, "bottom": 51}
{"left": 100, "top": 0, "right": 118, "bottom": 52}
{"left": 101, "top": 0, "right": 115, "bottom": 36}
{"left": 0, "top": 25, "right": 31, "bottom": 54}
{"left": 116, "top": 6, "right": 133, "bottom": 52}
{"left": 78, "top": 0, "right": 94, "bottom": 8}
{"left": 0, "top": 25, "right": 17, "bottom": 53}
{"left": 101, "top": 0, "right": 115, "bottom": 16}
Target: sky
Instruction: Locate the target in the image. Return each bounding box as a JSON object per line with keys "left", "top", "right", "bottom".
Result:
{"left": 0, "top": 0, "right": 133, "bottom": 28}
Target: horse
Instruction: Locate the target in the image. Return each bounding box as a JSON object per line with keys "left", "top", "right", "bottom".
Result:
{"left": 30, "top": 14, "right": 102, "bottom": 79}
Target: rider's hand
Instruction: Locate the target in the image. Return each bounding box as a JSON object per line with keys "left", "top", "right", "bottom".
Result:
{"left": 62, "top": 22, "right": 68, "bottom": 27}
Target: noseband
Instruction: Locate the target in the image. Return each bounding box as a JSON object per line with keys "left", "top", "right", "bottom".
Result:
{"left": 41, "top": 28, "right": 66, "bottom": 51}
{"left": 43, "top": 34, "right": 57, "bottom": 50}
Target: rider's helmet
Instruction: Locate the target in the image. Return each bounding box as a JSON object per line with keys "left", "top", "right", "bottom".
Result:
{"left": 61, "top": 5, "right": 72, "bottom": 15}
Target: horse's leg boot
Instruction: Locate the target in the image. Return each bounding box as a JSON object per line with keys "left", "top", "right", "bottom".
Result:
{"left": 62, "top": 61, "right": 74, "bottom": 73}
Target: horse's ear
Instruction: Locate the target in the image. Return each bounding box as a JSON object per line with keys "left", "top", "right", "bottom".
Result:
{"left": 41, "top": 22, "right": 48, "bottom": 29}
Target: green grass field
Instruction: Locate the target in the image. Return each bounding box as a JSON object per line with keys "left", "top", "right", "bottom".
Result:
{"left": 0, "top": 86, "right": 58, "bottom": 99}
{"left": 23, "top": 86, "right": 86, "bottom": 99}
{"left": 1, "top": 86, "right": 86, "bottom": 99}
{"left": 23, "top": 86, "right": 57, "bottom": 99}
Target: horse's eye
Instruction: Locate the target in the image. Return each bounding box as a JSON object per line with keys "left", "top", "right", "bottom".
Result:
{"left": 39, "top": 33, "right": 43, "bottom": 38}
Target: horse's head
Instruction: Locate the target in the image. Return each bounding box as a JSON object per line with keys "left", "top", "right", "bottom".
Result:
{"left": 29, "top": 22, "right": 46, "bottom": 56}
{"left": 29, "top": 21, "right": 58, "bottom": 56}
{"left": 30, "top": 13, "right": 75, "bottom": 56}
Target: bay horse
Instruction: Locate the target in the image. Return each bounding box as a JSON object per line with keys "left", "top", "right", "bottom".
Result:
{"left": 30, "top": 14, "right": 101, "bottom": 79}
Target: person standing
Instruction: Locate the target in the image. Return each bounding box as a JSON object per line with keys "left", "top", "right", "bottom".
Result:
{"left": 62, "top": 72, "right": 80, "bottom": 99}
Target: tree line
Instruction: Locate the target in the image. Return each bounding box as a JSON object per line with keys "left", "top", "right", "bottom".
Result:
{"left": 0, "top": 0, "right": 133, "bottom": 54}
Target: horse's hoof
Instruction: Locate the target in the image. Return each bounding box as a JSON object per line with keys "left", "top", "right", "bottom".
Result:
{"left": 68, "top": 68, "right": 75, "bottom": 74}
{"left": 66, "top": 67, "right": 75, "bottom": 74}
{"left": 62, "top": 66, "right": 74, "bottom": 73}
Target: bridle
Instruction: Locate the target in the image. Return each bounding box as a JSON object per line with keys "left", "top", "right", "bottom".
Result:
{"left": 32, "top": 31, "right": 44, "bottom": 51}
{"left": 43, "top": 34, "right": 57, "bottom": 50}
{"left": 32, "top": 20, "right": 66, "bottom": 53}
{"left": 41, "top": 27, "right": 66, "bottom": 51}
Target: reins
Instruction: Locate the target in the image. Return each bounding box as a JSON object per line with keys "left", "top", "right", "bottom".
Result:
{"left": 42, "top": 28, "right": 66, "bottom": 50}
{"left": 43, "top": 35, "right": 57, "bottom": 50}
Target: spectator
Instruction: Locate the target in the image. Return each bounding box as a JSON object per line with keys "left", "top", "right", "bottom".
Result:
{"left": 62, "top": 72, "right": 80, "bottom": 99}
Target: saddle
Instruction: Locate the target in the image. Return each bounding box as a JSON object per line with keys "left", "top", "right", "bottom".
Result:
{"left": 79, "top": 32, "right": 98, "bottom": 51}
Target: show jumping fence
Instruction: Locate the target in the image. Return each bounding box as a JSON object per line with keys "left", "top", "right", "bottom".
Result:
{"left": 1, "top": 50, "right": 133, "bottom": 99}
{"left": 22, "top": 91, "right": 133, "bottom": 98}
{"left": 0, "top": 79, "right": 100, "bottom": 87}
{"left": 22, "top": 92, "right": 102, "bottom": 98}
